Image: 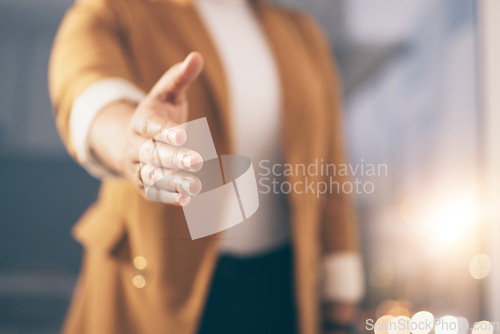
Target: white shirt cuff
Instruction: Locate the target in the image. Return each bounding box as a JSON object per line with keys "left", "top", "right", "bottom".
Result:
{"left": 323, "top": 251, "right": 365, "bottom": 303}
{"left": 69, "top": 78, "right": 146, "bottom": 179}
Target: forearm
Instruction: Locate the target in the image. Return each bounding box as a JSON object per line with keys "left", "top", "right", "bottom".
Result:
{"left": 87, "top": 100, "right": 136, "bottom": 176}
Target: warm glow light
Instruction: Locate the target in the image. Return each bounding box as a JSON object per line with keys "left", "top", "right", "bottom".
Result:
{"left": 472, "top": 321, "right": 495, "bottom": 334}
{"left": 411, "top": 311, "right": 435, "bottom": 334}
{"left": 376, "top": 300, "right": 411, "bottom": 318}
{"left": 374, "top": 315, "right": 395, "bottom": 334}
{"left": 387, "top": 305, "right": 410, "bottom": 318}
{"left": 469, "top": 254, "right": 492, "bottom": 279}
{"left": 457, "top": 317, "right": 470, "bottom": 334}
{"left": 435, "top": 316, "right": 459, "bottom": 334}
{"left": 376, "top": 300, "right": 399, "bottom": 319}
{"left": 400, "top": 196, "right": 415, "bottom": 223}
{"left": 389, "top": 316, "right": 412, "bottom": 334}
{"left": 424, "top": 192, "right": 479, "bottom": 244}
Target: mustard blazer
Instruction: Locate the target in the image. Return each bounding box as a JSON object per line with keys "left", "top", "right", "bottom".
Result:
{"left": 49, "top": 0, "right": 359, "bottom": 333}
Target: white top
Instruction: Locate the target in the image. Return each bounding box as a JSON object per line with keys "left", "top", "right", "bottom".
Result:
{"left": 194, "top": 0, "right": 290, "bottom": 255}
{"left": 68, "top": 0, "right": 364, "bottom": 303}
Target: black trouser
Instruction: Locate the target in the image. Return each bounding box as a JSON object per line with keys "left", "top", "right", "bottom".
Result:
{"left": 198, "top": 245, "right": 297, "bottom": 334}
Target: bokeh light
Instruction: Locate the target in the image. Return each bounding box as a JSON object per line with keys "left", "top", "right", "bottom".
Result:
{"left": 424, "top": 192, "right": 479, "bottom": 244}
{"left": 374, "top": 315, "right": 395, "bottom": 334}
{"left": 469, "top": 254, "right": 492, "bottom": 279}
{"left": 457, "top": 317, "right": 470, "bottom": 334}
{"left": 471, "top": 321, "right": 495, "bottom": 334}
{"left": 435, "top": 315, "right": 459, "bottom": 334}
{"left": 389, "top": 316, "right": 412, "bottom": 334}
{"left": 376, "top": 300, "right": 411, "bottom": 319}
{"left": 411, "top": 311, "right": 435, "bottom": 334}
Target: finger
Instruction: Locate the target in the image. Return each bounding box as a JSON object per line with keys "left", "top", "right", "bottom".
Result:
{"left": 130, "top": 162, "right": 145, "bottom": 189}
{"left": 139, "top": 139, "right": 203, "bottom": 172}
{"left": 156, "top": 125, "right": 187, "bottom": 146}
{"left": 150, "top": 52, "right": 204, "bottom": 104}
{"left": 133, "top": 115, "right": 187, "bottom": 145}
{"left": 140, "top": 164, "right": 202, "bottom": 196}
{"left": 146, "top": 186, "right": 191, "bottom": 206}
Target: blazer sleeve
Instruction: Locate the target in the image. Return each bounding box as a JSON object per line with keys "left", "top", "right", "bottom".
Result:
{"left": 295, "top": 13, "right": 364, "bottom": 302}
{"left": 49, "top": 0, "right": 136, "bottom": 158}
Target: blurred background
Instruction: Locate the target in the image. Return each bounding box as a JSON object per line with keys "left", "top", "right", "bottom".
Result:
{"left": 0, "top": 0, "right": 498, "bottom": 333}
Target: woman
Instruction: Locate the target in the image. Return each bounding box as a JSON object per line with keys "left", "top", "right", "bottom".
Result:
{"left": 49, "top": 0, "right": 364, "bottom": 333}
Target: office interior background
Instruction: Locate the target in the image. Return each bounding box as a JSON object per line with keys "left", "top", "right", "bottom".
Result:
{"left": 1, "top": 0, "right": 500, "bottom": 333}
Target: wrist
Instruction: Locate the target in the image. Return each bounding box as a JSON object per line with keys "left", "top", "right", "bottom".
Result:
{"left": 88, "top": 100, "right": 136, "bottom": 177}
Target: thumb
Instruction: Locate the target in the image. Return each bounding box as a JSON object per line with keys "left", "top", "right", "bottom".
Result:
{"left": 150, "top": 52, "right": 204, "bottom": 103}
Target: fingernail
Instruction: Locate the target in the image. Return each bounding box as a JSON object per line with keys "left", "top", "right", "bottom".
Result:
{"left": 182, "top": 153, "right": 194, "bottom": 168}
{"left": 182, "top": 154, "right": 203, "bottom": 171}
{"left": 167, "top": 128, "right": 177, "bottom": 144}
{"left": 181, "top": 178, "right": 201, "bottom": 196}
{"left": 178, "top": 194, "right": 191, "bottom": 206}
{"left": 181, "top": 179, "right": 193, "bottom": 195}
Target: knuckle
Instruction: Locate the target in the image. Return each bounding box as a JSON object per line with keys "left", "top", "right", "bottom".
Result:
{"left": 172, "top": 147, "right": 183, "bottom": 165}
{"left": 162, "top": 170, "right": 175, "bottom": 183}
{"left": 138, "top": 139, "right": 152, "bottom": 162}
{"left": 148, "top": 146, "right": 156, "bottom": 164}
{"left": 153, "top": 168, "right": 164, "bottom": 183}
{"left": 152, "top": 141, "right": 163, "bottom": 166}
